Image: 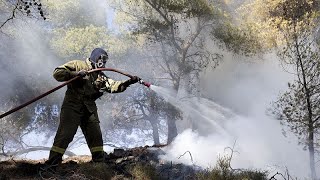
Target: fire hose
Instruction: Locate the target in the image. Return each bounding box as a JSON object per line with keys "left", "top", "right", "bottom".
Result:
{"left": 0, "top": 68, "right": 151, "bottom": 119}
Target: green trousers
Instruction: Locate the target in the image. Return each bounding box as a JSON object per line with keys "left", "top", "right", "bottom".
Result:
{"left": 47, "top": 105, "right": 105, "bottom": 165}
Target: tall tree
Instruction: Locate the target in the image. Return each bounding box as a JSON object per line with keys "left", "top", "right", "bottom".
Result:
{"left": 112, "top": 0, "right": 226, "bottom": 98}
{"left": 265, "top": 0, "right": 320, "bottom": 179}
{"left": 109, "top": 0, "right": 229, "bottom": 140}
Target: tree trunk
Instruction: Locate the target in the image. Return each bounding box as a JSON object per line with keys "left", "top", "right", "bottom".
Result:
{"left": 177, "top": 73, "right": 190, "bottom": 100}
{"left": 190, "top": 71, "right": 201, "bottom": 98}
{"left": 177, "top": 71, "right": 201, "bottom": 99}
{"left": 167, "top": 118, "right": 177, "bottom": 144}
{"left": 149, "top": 119, "right": 160, "bottom": 145}
{"left": 308, "top": 128, "right": 317, "bottom": 180}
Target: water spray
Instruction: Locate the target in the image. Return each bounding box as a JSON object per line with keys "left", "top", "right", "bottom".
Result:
{"left": 0, "top": 68, "right": 151, "bottom": 119}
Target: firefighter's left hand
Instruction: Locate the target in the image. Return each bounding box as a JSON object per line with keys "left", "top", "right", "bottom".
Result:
{"left": 77, "top": 70, "right": 88, "bottom": 77}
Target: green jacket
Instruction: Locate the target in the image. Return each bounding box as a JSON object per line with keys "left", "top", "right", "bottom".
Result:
{"left": 53, "top": 59, "right": 127, "bottom": 112}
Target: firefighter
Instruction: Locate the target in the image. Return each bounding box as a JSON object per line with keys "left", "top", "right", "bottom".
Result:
{"left": 44, "top": 48, "right": 139, "bottom": 168}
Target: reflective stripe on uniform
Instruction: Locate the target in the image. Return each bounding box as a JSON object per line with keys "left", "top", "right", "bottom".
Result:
{"left": 51, "top": 146, "right": 66, "bottom": 154}
{"left": 90, "top": 146, "right": 104, "bottom": 153}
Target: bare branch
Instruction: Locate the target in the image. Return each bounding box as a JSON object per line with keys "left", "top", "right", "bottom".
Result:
{"left": 177, "top": 151, "right": 193, "bottom": 164}
{"left": 0, "top": 2, "right": 18, "bottom": 29}
{"left": 0, "top": 146, "right": 76, "bottom": 157}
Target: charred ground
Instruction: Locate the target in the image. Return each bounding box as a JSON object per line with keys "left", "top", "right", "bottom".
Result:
{"left": 0, "top": 145, "right": 268, "bottom": 180}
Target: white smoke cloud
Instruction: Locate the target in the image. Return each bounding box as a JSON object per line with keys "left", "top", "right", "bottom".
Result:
{"left": 157, "top": 53, "right": 313, "bottom": 179}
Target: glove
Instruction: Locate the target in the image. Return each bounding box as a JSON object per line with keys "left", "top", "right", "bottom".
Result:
{"left": 123, "top": 76, "right": 140, "bottom": 88}
{"left": 129, "top": 76, "right": 140, "bottom": 84}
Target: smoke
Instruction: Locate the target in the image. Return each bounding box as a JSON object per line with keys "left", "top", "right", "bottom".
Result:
{"left": 155, "top": 53, "right": 312, "bottom": 179}
{"left": 0, "top": 0, "right": 109, "bottom": 159}
{"left": 0, "top": 20, "right": 61, "bottom": 107}
{"left": 0, "top": 1, "right": 316, "bottom": 179}
{"left": 0, "top": 0, "right": 150, "bottom": 161}
{"left": 0, "top": 0, "right": 112, "bottom": 114}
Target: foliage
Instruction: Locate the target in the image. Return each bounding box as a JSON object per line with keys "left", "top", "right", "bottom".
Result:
{"left": 46, "top": 0, "right": 106, "bottom": 28}
{"left": 128, "top": 0, "right": 221, "bottom": 40}
{"left": 113, "top": 0, "right": 225, "bottom": 94}
{"left": 212, "top": 21, "right": 264, "bottom": 56}
{"left": 238, "top": 0, "right": 320, "bottom": 50}
{"left": 271, "top": 59, "right": 320, "bottom": 149}
{"left": 51, "top": 25, "right": 110, "bottom": 58}
{"left": 269, "top": 0, "right": 318, "bottom": 22}
{"left": 196, "top": 155, "right": 268, "bottom": 180}
{"left": 271, "top": 41, "right": 320, "bottom": 148}
{"left": 269, "top": 0, "right": 320, "bottom": 148}
{"left": 47, "top": 0, "right": 137, "bottom": 60}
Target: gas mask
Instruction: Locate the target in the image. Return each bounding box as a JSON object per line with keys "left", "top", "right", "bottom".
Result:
{"left": 91, "top": 54, "right": 108, "bottom": 69}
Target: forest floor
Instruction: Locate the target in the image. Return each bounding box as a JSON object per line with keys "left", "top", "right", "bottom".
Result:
{"left": 0, "top": 145, "right": 268, "bottom": 180}
{"left": 0, "top": 145, "right": 200, "bottom": 180}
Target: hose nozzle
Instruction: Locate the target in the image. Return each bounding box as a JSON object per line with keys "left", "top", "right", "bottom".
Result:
{"left": 139, "top": 79, "right": 151, "bottom": 88}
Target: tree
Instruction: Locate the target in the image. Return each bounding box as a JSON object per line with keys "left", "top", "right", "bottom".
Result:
{"left": 46, "top": 0, "right": 106, "bottom": 28}
{"left": 108, "top": 0, "right": 225, "bottom": 140}
{"left": 109, "top": 0, "right": 268, "bottom": 138}
{"left": 267, "top": 0, "right": 320, "bottom": 179}
{"left": 46, "top": 0, "right": 133, "bottom": 60}
{"left": 51, "top": 25, "right": 111, "bottom": 59}
{"left": 112, "top": 0, "right": 225, "bottom": 97}
{"left": 105, "top": 79, "right": 182, "bottom": 145}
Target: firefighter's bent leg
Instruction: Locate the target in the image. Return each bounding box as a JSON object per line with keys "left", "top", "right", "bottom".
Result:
{"left": 80, "top": 110, "right": 104, "bottom": 162}
{"left": 48, "top": 108, "right": 81, "bottom": 165}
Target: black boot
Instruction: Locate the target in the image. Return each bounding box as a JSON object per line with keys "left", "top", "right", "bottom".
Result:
{"left": 39, "top": 151, "right": 62, "bottom": 174}
{"left": 92, "top": 151, "right": 106, "bottom": 162}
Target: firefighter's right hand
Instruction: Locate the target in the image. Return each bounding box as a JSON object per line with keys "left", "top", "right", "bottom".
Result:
{"left": 130, "top": 76, "right": 140, "bottom": 84}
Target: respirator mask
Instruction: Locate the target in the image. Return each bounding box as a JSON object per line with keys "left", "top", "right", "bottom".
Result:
{"left": 92, "top": 54, "right": 108, "bottom": 69}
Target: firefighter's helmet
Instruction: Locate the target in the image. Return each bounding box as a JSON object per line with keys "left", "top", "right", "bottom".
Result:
{"left": 89, "top": 48, "right": 108, "bottom": 68}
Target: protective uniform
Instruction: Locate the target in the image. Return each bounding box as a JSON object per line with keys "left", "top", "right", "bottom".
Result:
{"left": 47, "top": 49, "right": 135, "bottom": 165}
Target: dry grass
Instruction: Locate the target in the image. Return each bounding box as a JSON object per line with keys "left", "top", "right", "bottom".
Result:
{"left": 0, "top": 155, "right": 269, "bottom": 180}
{"left": 129, "top": 163, "right": 159, "bottom": 180}
{"left": 196, "top": 155, "right": 268, "bottom": 180}
{"left": 77, "top": 162, "right": 113, "bottom": 179}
